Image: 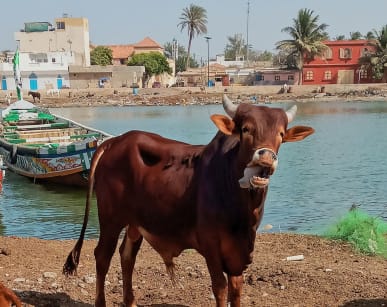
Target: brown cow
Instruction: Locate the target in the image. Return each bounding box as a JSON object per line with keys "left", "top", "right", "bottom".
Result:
{"left": 0, "top": 281, "right": 21, "bottom": 307}
{"left": 63, "top": 94, "right": 314, "bottom": 307}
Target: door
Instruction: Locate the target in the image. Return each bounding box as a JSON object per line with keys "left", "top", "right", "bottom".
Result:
{"left": 337, "top": 70, "right": 354, "bottom": 84}
{"left": 1, "top": 76, "right": 7, "bottom": 90}
{"left": 57, "top": 75, "right": 63, "bottom": 89}
{"left": 29, "top": 73, "right": 38, "bottom": 90}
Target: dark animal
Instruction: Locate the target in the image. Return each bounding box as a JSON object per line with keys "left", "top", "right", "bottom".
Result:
{"left": 0, "top": 281, "right": 21, "bottom": 307}
{"left": 63, "top": 94, "right": 314, "bottom": 307}
{"left": 28, "top": 91, "right": 40, "bottom": 103}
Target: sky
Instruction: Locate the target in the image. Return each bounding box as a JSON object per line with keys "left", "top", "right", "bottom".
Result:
{"left": 1, "top": 0, "right": 386, "bottom": 61}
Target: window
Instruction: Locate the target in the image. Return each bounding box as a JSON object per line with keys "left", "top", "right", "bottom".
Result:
{"left": 360, "top": 70, "right": 368, "bottom": 79}
{"left": 256, "top": 74, "right": 264, "bottom": 81}
{"left": 287, "top": 75, "right": 294, "bottom": 81}
{"left": 322, "top": 48, "right": 333, "bottom": 59}
{"left": 305, "top": 71, "right": 314, "bottom": 81}
{"left": 339, "top": 48, "right": 352, "bottom": 59}
{"left": 56, "top": 21, "right": 65, "bottom": 30}
{"left": 52, "top": 58, "right": 56, "bottom": 63}
{"left": 323, "top": 71, "right": 332, "bottom": 80}
{"left": 275, "top": 75, "right": 280, "bottom": 81}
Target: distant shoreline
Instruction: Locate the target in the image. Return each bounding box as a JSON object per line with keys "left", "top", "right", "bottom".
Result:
{"left": 1, "top": 84, "right": 387, "bottom": 108}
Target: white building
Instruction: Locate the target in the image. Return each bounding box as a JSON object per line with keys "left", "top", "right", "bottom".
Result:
{"left": 0, "top": 51, "right": 73, "bottom": 92}
{"left": 1, "top": 15, "right": 90, "bottom": 92}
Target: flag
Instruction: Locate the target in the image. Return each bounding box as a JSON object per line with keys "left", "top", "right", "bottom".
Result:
{"left": 13, "top": 48, "right": 23, "bottom": 100}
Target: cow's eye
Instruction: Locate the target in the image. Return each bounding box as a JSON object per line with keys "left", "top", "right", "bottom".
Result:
{"left": 280, "top": 131, "right": 285, "bottom": 138}
{"left": 242, "top": 126, "right": 249, "bottom": 133}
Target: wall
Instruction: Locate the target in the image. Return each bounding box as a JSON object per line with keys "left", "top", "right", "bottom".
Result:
{"left": 303, "top": 40, "right": 375, "bottom": 85}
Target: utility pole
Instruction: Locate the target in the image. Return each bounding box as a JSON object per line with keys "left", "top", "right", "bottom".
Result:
{"left": 172, "top": 38, "right": 178, "bottom": 75}
{"left": 204, "top": 36, "right": 211, "bottom": 87}
{"left": 246, "top": 0, "right": 250, "bottom": 67}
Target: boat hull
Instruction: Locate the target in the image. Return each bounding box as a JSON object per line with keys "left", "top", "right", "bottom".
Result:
{"left": 0, "top": 142, "right": 96, "bottom": 187}
{"left": 0, "top": 102, "right": 112, "bottom": 188}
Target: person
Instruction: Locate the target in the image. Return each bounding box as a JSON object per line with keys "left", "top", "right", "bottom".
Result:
{"left": 283, "top": 83, "right": 288, "bottom": 92}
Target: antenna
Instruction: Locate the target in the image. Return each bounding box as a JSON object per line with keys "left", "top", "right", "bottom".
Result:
{"left": 246, "top": 0, "right": 250, "bottom": 66}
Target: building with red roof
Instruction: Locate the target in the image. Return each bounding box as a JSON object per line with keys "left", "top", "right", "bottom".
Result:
{"left": 107, "top": 37, "right": 164, "bottom": 65}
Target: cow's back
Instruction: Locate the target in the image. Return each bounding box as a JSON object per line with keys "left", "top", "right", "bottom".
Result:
{"left": 93, "top": 130, "right": 204, "bottom": 238}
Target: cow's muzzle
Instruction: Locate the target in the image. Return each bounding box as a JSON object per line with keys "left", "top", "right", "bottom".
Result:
{"left": 238, "top": 148, "right": 278, "bottom": 189}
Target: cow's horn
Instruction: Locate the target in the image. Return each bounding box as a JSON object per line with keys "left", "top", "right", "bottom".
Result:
{"left": 222, "top": 94, "right": 238, "bottom": 117}
{"left": 286, "top": 105, "right": 297, "bottom": 123}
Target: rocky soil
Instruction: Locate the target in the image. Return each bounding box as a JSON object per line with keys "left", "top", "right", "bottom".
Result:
{"left": 2, "top": 85, "right": 387, "bottom": 109}
{"left": 0, "top": 233, "right": 386, "bottom": 306}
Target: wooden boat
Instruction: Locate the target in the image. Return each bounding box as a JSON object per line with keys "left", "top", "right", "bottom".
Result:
{"left": 0, "top": 100, "right": 112, "bottom": 187}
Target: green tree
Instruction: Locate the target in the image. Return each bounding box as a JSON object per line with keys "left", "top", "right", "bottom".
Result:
{"left": 334, "top": 35, "right": 346, "bottom": 40}
{"left": 276, "top": 8, "right": 328, "bottom": 84}
{"left": 178, "top": 4, "right": 207, "bottom": 69}
{"left": 350, "top": 31, "right": 362, "bottom": 40}
{"left": 127, "top": 52, "right": 172, "bottom": 87}
{"left": 364, "top": 31, "right": 376, "bottom": 40}
{"left": 163, "top": 41, "right": 198, "bottom": 72}
{"left": 254, "top": 50, "right": 274, "bottom": 62}
{"left": 90, "top": 46, "right": 113, "bottom": 66}
{"left": 224, "top": 34, "right": 246, "bottom": 60}
{"left": 359, "top": 25, "right": 387, "bottom": 81}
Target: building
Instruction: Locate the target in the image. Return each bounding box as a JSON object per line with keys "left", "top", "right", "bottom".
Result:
{"left": 106, "top": 37, "right": 175, "bottom": 87}
{"left": 0, "top": 51, "right": 72, "bottom": 91}
{"left": 302, "top": 40, "right": 375, "bottom": 85}
{"left": 107, "top": 37, "right": 164, "bottom": 65}
{"left": 1, "top": 15, "right": 90, "bottom": 92}
{"left": 68, "top": 65, "right": 145, "bottom": 89}
{"left": 15, "top": 15, "right": 90, "bottom": 66}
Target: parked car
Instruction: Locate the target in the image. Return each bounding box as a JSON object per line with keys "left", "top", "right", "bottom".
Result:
{"left": 152, "top": 82, "right": 161, "bottom": 88}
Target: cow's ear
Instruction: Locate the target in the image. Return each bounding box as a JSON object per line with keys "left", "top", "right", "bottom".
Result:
{"left": 210, "top": 114, "right": 235, "bottom": 135}
{"left": 283, "top": 126, "right": 315, "bottom": 143}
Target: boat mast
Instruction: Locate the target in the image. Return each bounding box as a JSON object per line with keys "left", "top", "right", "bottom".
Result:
{"left": 13, "top": 48, "right": 23, "bottom": 100}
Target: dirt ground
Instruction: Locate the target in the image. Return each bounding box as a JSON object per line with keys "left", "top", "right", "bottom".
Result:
{"left": 0, "top": 233, "right": 386, "bottom": 307}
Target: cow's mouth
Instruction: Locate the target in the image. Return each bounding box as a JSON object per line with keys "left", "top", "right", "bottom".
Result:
{"left": 238, "top": 165, "right": 272, "bottom": 189}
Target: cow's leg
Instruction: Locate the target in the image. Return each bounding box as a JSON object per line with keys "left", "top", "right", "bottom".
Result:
{"left": 227, "top": 274, "right": 243, "bottom": 307}
{"left": 94, "top": 225, "right": 122, "bottom": 307}
{"left": 119, "top": 227, "right": 143, "bottom": 307}
{"left": 205, "top": 258, "right": 228, "bottom": 307}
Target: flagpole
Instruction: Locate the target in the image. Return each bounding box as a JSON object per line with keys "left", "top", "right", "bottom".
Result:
{"left": 13, "top": 48, "right": 23, "bottom": 101}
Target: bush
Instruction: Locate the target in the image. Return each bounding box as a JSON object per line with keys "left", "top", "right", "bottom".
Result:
{"left": 324, "top": 207, "right": 387, "bottom": 257}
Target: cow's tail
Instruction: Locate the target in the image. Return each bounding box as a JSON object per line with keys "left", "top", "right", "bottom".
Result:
{"left": 63, "top": 145, "right": 106, "bottom": 276}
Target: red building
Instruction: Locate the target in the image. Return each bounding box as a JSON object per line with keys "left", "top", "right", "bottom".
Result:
{"left": 302, "top": 40, "right": 375, "bottom": 85}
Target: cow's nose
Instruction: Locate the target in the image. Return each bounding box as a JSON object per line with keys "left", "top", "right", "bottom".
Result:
{"left": 258, "top": 148, "right": 277, "bottom": 161}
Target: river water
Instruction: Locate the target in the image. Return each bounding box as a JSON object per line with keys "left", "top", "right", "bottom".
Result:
{"left": 1, "top": 100, "right": 387, "bottom": 239}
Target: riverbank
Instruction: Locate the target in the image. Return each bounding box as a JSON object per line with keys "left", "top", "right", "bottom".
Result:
{"left": 1, "top": 84, "right": 387, "bottom": 108}
{"left": 0, "top": 233, "right": 386, "bottom": 306}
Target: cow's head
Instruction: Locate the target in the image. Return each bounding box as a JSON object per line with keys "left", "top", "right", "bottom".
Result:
{"left": 211, "top": 94, "right": 314, "bottom": 189}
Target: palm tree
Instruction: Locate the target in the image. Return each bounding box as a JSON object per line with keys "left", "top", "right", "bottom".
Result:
{"left": 276, "top": 8, "right": 328, "bottom": 84}
{"left": 224, "top": 34, "right": 246, "bottom": 61}
{"left": 178, "top": 4, "right": 207, "bottom": 70}
{"left": 359, "top": 25, "right": 387, "bottom": 81}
